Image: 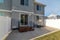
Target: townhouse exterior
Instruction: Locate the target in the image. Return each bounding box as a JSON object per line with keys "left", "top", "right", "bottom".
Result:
{"left": 0, "top": 0, "right": 45, "bottom": 29}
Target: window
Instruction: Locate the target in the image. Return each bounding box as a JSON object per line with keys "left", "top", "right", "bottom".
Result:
{"left": 37, "top": 5, "right": 39, "bottom": 10}
{"left": 20, "top": 0, "right": 28, "bottom": 6}
{"left": 21, "top": 0, "right": 24, "bottom": 5}
{"left": 36, "top": 16, "right": 39, "bottom": 20}
{"left": 36, "top": 5, "right": 41, "bottom": 11}
{"left": 0, "top": 0, "right": 4, "bottom": 3}
{"left": 21, "top": 14, "right": 28, "bottom": 25}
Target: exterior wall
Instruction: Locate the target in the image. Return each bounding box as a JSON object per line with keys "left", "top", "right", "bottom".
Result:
{"left": 34, "top": 15, "right": 44, "bottom": 26}
{"left": 0, "top": 0, "right": 45, "bottom": 29}
{"left": 0, "top": 0, "right": 12, "bottom": 10}
{"left": 12, "top": 0, "right": 34, "bottom": 12}
{"left": 28, "top": 14, "right": 34, "bottom": 27}
{"left": 11, "top": 12, "right": 19, "bottom": 29}
{"left": 0, "top": 0, "right": 45, "bottom": 39}
{"left": 11, "top": 11, "right": 35, "bottom": 29}
{"left": 34, "top": 4, "right": 45, "bottom": 26}
{"left": 34, "top": 4, "right": 44, "bottom": 15}
{"left": 12, "top": 0, "right": 35, "bottom": 28}
{"left": 34, "top": 3, "right": 45, "bottom": 26}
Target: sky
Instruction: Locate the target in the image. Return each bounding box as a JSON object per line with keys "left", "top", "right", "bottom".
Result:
{"left": 36, "top": 0, "right": 60, "bottom": 16}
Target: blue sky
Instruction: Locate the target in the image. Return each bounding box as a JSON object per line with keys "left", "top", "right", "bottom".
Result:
{"left": 36, "top": 0, "right": 60, "bottom": 16}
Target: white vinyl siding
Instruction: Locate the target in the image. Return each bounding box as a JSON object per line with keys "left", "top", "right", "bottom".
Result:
{"left": 0, "top": 12, "right": 4, "bottom": 16}
{"left": 0, "top": 0, "right": 4, "bottom": 3}
{"left": 24, "top": 0, "right": 28, "bottom": 6}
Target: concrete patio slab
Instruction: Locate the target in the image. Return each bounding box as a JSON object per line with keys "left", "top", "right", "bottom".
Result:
{"left": 5, "top": 27, "right": 57, "bottom": 40}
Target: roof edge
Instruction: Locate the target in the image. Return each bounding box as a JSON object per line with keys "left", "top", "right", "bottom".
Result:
{"left": 34, "top": 0, "right": 46, "bottom": 6}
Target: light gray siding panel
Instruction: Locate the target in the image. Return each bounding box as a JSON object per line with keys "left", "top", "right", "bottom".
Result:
{"left": 12, "top": 0, "right": 34, "bottom": 12}
{"left": 0, "top": 0, "right": 12, "bottom": 10}
{"left": 11, "top": 12, "right": 19, "bottom": 29}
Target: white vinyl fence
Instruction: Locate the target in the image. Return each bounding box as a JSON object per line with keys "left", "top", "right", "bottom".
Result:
{"left": 46, "top": 19, "right": 60, "bottom": 29}
{"left": 0, "top": 16, "right": 11, "bottom": 40}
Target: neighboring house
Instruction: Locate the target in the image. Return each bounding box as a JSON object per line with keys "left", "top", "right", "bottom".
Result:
{"left": 0, "top": 0, "right": 45, "bottom": 29}
{"left": 57, "top": 15, "right": 60, "bottom": 19}
{"left": 48, "top": 13, "right": 60, "bottom": 19}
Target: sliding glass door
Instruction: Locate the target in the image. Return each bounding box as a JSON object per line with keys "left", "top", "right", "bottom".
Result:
{"left": 21, "top": 14, "right": 28, "bottom": 25}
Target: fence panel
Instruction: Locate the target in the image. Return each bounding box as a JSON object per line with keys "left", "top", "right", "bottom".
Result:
{"left": 0, "top": 16, "right": 11, "bottom": 40}
{"left": 46, "top": 19, "right": 60, "bottom": 29}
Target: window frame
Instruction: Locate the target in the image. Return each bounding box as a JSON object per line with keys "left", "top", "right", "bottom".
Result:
{"left": 20, "top": 0, "right": 24, "bottom": 5}
{"left": 36, "top": 16, "right": 39, "bottom": 20}
{"left": 36, "top": 5, "right": 41, "bottom": 11}
{"left": 20, "top": 0, "right": 29, "bottom": 6}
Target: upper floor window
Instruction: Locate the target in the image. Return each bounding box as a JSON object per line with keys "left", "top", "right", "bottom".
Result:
{"left": 21, "top": 0, "right": 29, "bottom": 6}
{"left": 21, "top": 0, "right": 24, "bottom": 5}
{"left": 0, "top": 0, "right": 4, "bottom": 3}
{"left": 36, "top": 5, "right": 41, "bottom": 11}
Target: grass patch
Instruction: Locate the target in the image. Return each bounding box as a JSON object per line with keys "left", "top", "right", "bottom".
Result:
{"left": 34, "top": 31, "right": 60, "bottom": 40}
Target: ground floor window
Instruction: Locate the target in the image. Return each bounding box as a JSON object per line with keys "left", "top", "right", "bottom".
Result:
{"left": 21, "top": 14, "right": 28, "bottom": 25}
{"left": 36, "top": 16, "right": 39, "bottom": 20}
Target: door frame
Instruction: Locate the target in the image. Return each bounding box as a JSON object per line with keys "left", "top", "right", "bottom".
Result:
{"left": 19, "top": 13, "right": 29, "bottom": 26}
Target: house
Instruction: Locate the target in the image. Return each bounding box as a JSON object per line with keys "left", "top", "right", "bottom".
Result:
{"left": 48, "top": 13, "right": 60, "bottom": 19}
{"left": 0, "top": 0, "right": 45, "bottom": 30}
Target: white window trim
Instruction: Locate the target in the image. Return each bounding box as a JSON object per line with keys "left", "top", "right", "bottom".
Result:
{"left": 12, "top": 9, "right": 34, "bottom": 14}
{"left": 0, "top": 9, "right": 34, "bottom": 14}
